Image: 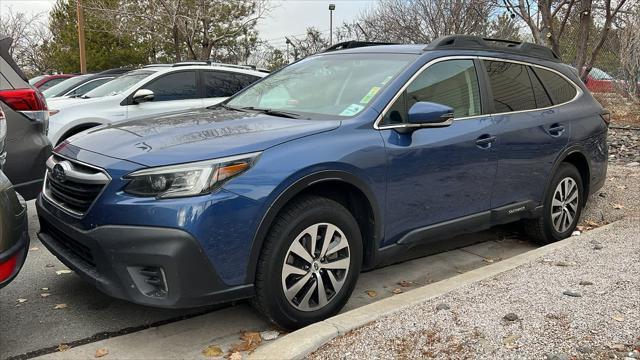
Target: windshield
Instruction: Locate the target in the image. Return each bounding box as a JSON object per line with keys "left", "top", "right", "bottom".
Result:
{"left": 227, "top": 53, "right": 417, "bottom": 118}
{"left": 43, "top": 74, "right": 91, "bottom": 98}
{"left": 84, "top": 70, "right": 155, "bottom": 98}
{"left": 29, "top": 75, "right": 45, "bottom": 85}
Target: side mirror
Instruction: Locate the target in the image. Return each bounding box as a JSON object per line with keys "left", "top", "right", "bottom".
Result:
{"left": 132, "top": 89, "right": 154, "bottom": 104}
{"left": 407, "top": 101, "right": 454, "bottom": 126}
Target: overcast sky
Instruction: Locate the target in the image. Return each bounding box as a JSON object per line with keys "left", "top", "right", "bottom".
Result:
{"left": 2, "top": 0, "right": 376, "bottom": 48}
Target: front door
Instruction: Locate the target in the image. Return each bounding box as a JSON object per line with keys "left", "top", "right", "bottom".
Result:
{"left": 380, "top": 59, "right": 498, "bottom": 246}
{"left": 126, "top": 70, "right": 203, "bottom": 120}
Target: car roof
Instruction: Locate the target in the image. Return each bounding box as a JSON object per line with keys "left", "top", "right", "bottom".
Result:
{"left": 143, "top": 63, "right": 268, "bottom": 77}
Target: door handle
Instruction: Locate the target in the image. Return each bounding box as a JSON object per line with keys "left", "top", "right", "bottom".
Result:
{"left": 475, "top": 134, "right": 496, "bottom": 149}
{"left": 548, "top": 123, "right": 565, "bottom": 137}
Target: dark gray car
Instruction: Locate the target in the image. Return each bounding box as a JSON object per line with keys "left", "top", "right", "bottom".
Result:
{"left": 0, "top": 34, "right": 52, "bottom": 200}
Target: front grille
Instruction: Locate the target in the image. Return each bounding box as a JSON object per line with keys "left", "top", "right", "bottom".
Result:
{"left": 44, "top": 154, "right": 110, "bottom": 216}
{"left": 41, "top": 218, "right": 95, "bottom": 268}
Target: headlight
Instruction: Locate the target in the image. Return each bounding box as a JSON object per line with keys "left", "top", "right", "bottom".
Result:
{"left": 124, "top": 152, "right": 260, "bottom": 198}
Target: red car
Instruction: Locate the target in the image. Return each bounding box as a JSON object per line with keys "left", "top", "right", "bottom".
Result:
{"left": 583, "top": 67, "right": 627, "bottom": 93}
{"left": 29, "top": 74, "right": 77, "bottom": 92}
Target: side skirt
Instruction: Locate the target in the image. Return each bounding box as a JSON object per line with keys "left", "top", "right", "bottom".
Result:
{"left": 373, "top": 200, "right": 540, "bottom": 268}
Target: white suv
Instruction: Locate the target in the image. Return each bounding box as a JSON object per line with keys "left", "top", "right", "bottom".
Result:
{"left": 47, "top": 63, "right": 267, "bottom": 145}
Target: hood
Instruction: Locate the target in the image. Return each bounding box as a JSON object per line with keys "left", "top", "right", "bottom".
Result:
{"left": 47, "top": 96, "right": 106, "bottom": 110}
{"left": 67, "top": 108, "right": 341, "bottom": 166}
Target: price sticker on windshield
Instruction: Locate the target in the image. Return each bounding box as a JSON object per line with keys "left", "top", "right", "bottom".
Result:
{"left": 360, "top": 86, "right": 381, "bottom": 104}
{"left": 340, "top": 104, "right": 365, "bottom": 116}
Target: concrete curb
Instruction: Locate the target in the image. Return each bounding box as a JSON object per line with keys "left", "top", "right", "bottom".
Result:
{"left": 250, "top": 223, "right": 617, "bottom": 360}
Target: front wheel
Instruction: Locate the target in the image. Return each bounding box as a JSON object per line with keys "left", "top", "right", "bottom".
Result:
{"left": 525, "top": 163, "right": 584, "bottom": 244}
{"left": 253, "top": 196, "right": 362, "bottom": 330}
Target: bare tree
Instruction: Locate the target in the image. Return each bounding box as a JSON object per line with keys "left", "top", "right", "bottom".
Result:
{"left": 356, "top": 0, "right": 495, "bottom": 43}
{"left": 619, "top": 7, "right": 640, "bottom": 100}
{"left": 0, "top": 7, "right": 52, "bottom": 75}
{"left": 501, "top": 0, "right": 630, "bottom": 80}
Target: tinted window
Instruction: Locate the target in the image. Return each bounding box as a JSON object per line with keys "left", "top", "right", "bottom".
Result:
{"left": 39, "top": 77, "right": 67, "bottom": 91}
{"left": 143, "top": 71, "right": 197, "bottom": 101}
{"left": 527, "top": 67, "right": 553, "bottom": 108}
{"left": 203, "top": 71, "right": 259, "bottom": 97}
{"left": 484, "top": 61, "right": 536, "bottom": 112}
{"left": 532, "top": 67, "right": 577, "bottom": 104}
{"left": 382, "top": 59, "right": 480, "bottom": 125}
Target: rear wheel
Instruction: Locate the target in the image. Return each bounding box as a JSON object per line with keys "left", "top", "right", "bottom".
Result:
{"left": 254, "top": 195, "right": 362, "bottom": 330}
{"left": 525, "top": 163, "right": 583, "bottom": 244}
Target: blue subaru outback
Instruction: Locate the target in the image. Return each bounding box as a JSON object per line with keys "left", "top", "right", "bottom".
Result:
{"left": 37, "top": 36, "right": 608, "bottom": 329}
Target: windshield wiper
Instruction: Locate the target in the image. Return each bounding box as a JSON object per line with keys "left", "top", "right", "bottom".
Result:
{"left": 239, "top": 106, "right": 301, "bottom": 119}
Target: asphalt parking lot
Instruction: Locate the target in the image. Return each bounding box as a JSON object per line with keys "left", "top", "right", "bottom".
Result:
{"left": 0, "top": 201, "right": 538, "bottom": 359}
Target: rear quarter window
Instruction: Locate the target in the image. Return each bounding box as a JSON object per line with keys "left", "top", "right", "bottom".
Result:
{"left": 531, "top": 67, "right": 578, "bottom": 105}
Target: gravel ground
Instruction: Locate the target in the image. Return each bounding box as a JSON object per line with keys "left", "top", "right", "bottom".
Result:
{"left": 311, "top": 166, "right": 640, "bottom": 360}
{"left": 608, "top": 127, "right": 640, "bottom": 165}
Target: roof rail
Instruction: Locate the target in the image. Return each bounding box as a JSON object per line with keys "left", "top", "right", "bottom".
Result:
{"left": 142, "top": 64, "right": 172, "bottom": 68}
{"left": 425, "top": 35, "right": 561, "bottom": 62}
{"left": 170, "top": 61, "right": 269, "bottom": 72}
{"left": 324, "top": 40, "right": 399, "bottom": 52}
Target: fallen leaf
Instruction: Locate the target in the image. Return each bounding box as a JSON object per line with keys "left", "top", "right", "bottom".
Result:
{"left": 54, "top": 303, "right": 68, "bottom": 309}
{"left": 260, "top": 330, "right": 279, "bottom": 341}
{"left": 55, "top": 269, "right": 72, "bottom": 275}
{"left": 398, "top": 280, "right": 412, "bottom": 287}
{"left": 17, "top": 298, "right": 27, "bottom": 303}
{"left": 584, "top": 220, "right": 600, "bottom": 227}
{"left": 612, "top": 203, "right": 625, "bottom": 209}
{"left": 229, "top": 352, "right": 242, "bottom": 360}
{"left": 483, "top": 258, "right": 495, "bottom": 263}
{"left": 201, "top": 345, "right": 223, "bottom": 357}
{"left": 365, "top": 290, "right": 377, "bottom": 298}
{"left": 45, "top": 264, "right": 55, "bottom": 268}
{"left": 612, "top": 314, "right": 625, "bottom": 322}
{"left": 230, "top": 331, "right": 262, "bottom": 353}
{"left": 503, "top": 334, "right": 521, "bottom": 349}
{"left": 95, "top": 348, "right": 109, "bottom": 358}
{"left": 57, "top": 344, "right": 70, "bottom": 352}
{"left": 391, "top": 288, "right": 403, "bottom": 294}
{"left": 41, "top": 287, "right": 49, "bottom": 291}
{"left": 41, "top": 293, "right": 51, "bottom": 298}
{"left": 29, "top": 246, "right": 39, "bottom": 251}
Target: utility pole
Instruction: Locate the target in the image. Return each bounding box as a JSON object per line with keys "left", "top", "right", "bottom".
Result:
{"left": 76, "top": 0, "right": 87, "bottom": 74}
{"left": 285, "top": 37, "right": 298, "bottom": 61}
{"left": 329, "top": 4, "right": 335, "bottom": 46}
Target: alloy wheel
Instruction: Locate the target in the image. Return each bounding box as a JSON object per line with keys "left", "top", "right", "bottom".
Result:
{"left": 551, "top": 177, "right": 580, "bottom": 233}
{"left": 281, "top": 223, "right": 351, "bottom": 312}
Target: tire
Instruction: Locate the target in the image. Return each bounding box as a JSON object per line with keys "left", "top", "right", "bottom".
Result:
{"left": 525, "top": 163, "right": 584, "bottom": 244}
{"left": 253, "top": 195, "right": 363, "bottom": 330}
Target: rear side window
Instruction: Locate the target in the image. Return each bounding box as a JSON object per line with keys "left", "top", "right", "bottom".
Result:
{"left": 66, "top": 78, "right": 112, "bottom": 97}
{"left": 202, "top": 71, "right": 260, "bottom": 98}
{"left": 144, "top": 71, "right": 197, "bottom": 101}
{"left": 484, "top": 60, "right": 536, "bottom": 112}
{"left": 532, "top": 67, "right": 577, "bottom": 104}
{"left": 39, "top": 77, "right": 67, "bottom": 91}
{"left": 527, "top": 67, "right": 553, "bottom": 108}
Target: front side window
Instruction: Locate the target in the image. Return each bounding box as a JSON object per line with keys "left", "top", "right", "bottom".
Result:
{"left": 142, "top": 71, "right": 197, "bottom": 102}
{"left": 227, "top": 53, "right": 417, "bottom": 118}
{"left": 484, "top": 60, "right": 537, "bottom": 112}
{"left": 532, "top": 67, "right": 578, "bottom": 105}
{"left": 382, "top": 59, "right": 481, "bottom": 125}
{"left": 203, "top": 71, "right": 260, "bottom": 98}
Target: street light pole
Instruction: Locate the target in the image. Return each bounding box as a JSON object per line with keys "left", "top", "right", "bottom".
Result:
{"left": 76, "top": 0, "right": 87, "bottom": 74}
{"left": 329, "top": 4, "right": 335, "bottom": 46}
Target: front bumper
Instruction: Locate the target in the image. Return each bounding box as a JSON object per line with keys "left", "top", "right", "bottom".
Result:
{"left": 36, "top": 195, "right": 254, "bottom": 308}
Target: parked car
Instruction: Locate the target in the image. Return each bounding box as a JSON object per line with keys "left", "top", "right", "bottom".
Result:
{"left": 46, "top": 63, "right": 267, "bottom": 145}
{"left": 0, "top": 104, "right": 29, "bottom": 290}
{"left": 37, "top": 36, "right": 608, "bottom": 330}
{"left": 0, "top": 34, "right": 52, "bottom": 200}
{"left": 29, "top": 74, "right": 77, "bottom": 92}
{"left": 42, "top": 68, "right": 131, "bottom": 99}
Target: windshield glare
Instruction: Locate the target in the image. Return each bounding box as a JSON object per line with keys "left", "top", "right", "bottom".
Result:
{"left": 84, "top": 70, "right": 154, "bottom": 98}
{"left": 227, "top": 53, "right": 417, "bottom": 118}
{"left": 42, "top": 74, "right": 91, "bottom": 98}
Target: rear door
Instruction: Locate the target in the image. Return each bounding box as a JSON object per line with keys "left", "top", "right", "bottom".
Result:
{"left": 125, "top": 70, "right": 201, "bottom": 119}
{"left": 200, "top": 70, "right": 261, "bottom": 107}
{"left": 483, "top": 59, "right": 577, "bottom": 207}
